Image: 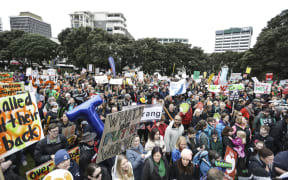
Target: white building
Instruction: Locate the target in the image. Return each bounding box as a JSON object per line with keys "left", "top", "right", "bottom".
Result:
{"left": 214, "top": 27, "right": 253, "bottom": 52}
{"left": 69, "top": 11, "right": 132, "bottom": 38}
{"left": 0, "top": 18, "right": 2, "bottom": 31}
{"left": 157, "top": 38, "right": 189, "bottom": 44}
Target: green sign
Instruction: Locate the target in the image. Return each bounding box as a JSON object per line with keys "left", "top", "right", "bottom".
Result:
{"left": 228, "top": 84, "right": 244, "bottom": 91}
{"left": 193, "top": 71, "right": 200, "bottom": 80}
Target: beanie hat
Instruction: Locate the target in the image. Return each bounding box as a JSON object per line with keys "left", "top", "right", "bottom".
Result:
{"left": 181, "top": 149, "right": 193, "bottom": 160}
{"left": 54, "top": 149, "right": 70, "bottom": 165}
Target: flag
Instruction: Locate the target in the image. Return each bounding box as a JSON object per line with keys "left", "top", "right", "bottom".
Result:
{"left": 172, "top": 63, "right": 176, "bottom": 74}
{"left": 219, "top": 67, "right": 229, "bottom": 84}
{"left": 108, "top": 56, "right": 116, "bottom": 77}
{"left": 214, "top": 71, "right": 221, "bottom": 85}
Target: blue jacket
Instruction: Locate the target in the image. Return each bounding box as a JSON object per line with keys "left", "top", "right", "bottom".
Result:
{"left": 216, "top": 120, "right": 228, "bottom": 141}
{"left": 172, "top": 148, "right": 181, "bottom": 163}
{"left": 193, "top": 151, "right": 212, "bottom": 177}
{"left": 126, "top": 144, "right": 146, "bottom": 180}
{"left": 204, "top": 124, "right": 216, "bottom": 137}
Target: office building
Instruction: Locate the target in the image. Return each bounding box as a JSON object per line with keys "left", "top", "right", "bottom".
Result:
{"left": 10, "top": 12, "right": 52, "bottom": 38}
{"left": 0, "top": 18, "right": 2, "bottom": 31}
{"left": 157, "top": 38, "right": 189, "bottom": 44}
{"left": 214, "top": 27, "right": 253, "bottom": 52}
{"left": 70, "top": 11, "right": 132, "bottom": 38}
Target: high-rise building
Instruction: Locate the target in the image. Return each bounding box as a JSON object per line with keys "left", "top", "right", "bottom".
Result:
{"left": 214, "top": 27, "right": 253, "bottom": 52}
{"left": 157, "top": 38, "right": 189, "bottom": 44}
{"left": 10, "top": 12, "right": 52, "bottom": 38}
{"left": 70, "top": 11, "right": 132, "bottom": 38}
{"left": 0, "top": 18, "right": 3, "bottom": 31}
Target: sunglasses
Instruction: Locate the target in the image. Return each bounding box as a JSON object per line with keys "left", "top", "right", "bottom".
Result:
{"left": 93, "top": 172, "right": 102, "bottom": 179}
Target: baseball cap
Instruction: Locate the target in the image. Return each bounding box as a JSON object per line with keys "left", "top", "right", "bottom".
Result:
{"left": 54, "top": 149, "right": 70, "bottom": 165}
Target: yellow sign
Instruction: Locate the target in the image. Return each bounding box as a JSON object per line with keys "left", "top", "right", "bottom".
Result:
{"left": 208, "top": 73, "right": 215, "bottom": 84}
{"left": 246, "top": 67, "right": 251, "bottom": 74}
{"left": 203, "top": 72, "right": 207, "bottom": 79}
{"left": 0, "top": 82, "right": 25, "bottom": 97}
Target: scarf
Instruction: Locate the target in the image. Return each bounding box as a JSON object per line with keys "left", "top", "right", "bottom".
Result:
{"left": 154, "top": 159, "right": 165, "bottom": 177}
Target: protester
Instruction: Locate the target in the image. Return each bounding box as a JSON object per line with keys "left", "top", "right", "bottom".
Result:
{"left": 210, "top": 130, "right": 223, "bottom": 155}
{"left": 84, "top": 163, "right": 111, "bottom": 180}
{"left": 172, "top": 136, "right": 188, "bottom": 162}
{"left": 145, "top": 128, "right": 166, "bottom": 153}
{"left": 150, "top": 115, "right": 168, "bottom": 137}
{"left": 141, "top": 146, "right": 169, "bottom": 180}
{"left": 195, "top": 120, "right": 209, "bottom": 150}
{"left": 206, "top": 168, "right": 225, "bottom": 180}
{"left": 221, "top": 126, "right": 234, "bottom": 156}
{"left": 216, "top": 113, "right": 230, "bottom": 140}
{"left": 111, "top": 154, "right": 134, "bottom": 180}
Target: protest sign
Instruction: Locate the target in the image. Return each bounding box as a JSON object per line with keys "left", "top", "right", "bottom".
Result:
{"left": 208, "top": 73, "right": 215, "bottom": 84}
{"left": 193, "top": 71, "right": 200, "bottom": 80}
{"left": 280, "top": 80, "right": 288, "bottom": 87}
{"left": 229, "top": 91, "right": 239, "bottom": 101}
{"left": 88, "top": 64, "right": 93, "bottom": 72}
{"left": 109, "top": 78, "right": 123, "bottom": 85}
{"left": 123, "top": 104, "right": 163, "bottom": 122}
{"left": 126, "top": 78, "right": 133, "bottom": 85}
{"left": 208, "top": 85, "right": 221, "bottom": 93}
{"left": 26, "top": 147, "right": 80, "bottom": 180}
{"left": 0, "top": 72, "right": 13, "bottom": 82}
{"left": 254, "top": 82, "right": 271, "bottom": 94}
{"left": 229, "top": 73, "right": 242, "bottom": 81}
{"left": 228, "top": 84, "right": 244, "bottom": 91}
{"left": 252, "top": 77, "right": 259, "bottom": 83}
{"left": 0, "top": 82, "right": 25, "bottom": 97}
{"left": 43, "top": 169, "right": 73, "bottom": 180}
{"left": 95, "top": 76, "right": 108, "bottom": 84}
{"left": 203, "top": 72, "right": 207, "bottom": 79}
{"left": 0, "top": 92, "right": 44, "bottom": 159}
{"left": 224, "top": 146, "right": 237, "bottom": 180}
{"left": 61, "top": 125, "right": 76, "bottom": 139}
{"left": 266, "top": 73, "right": 273, "bottom": 81}
{"left": 219, "top": 67, "right": 229, "bottom": 84}
{"left": 245, "top": 67, "right": 251, "bottom": 74}
{"left": 96, "top": 106, "right": 144, "bottom": 163}
{"left": 47, "top": 69, "right": 56, "bottom": 76}
{"left": 138, "top": 71, "right": 144, "bottom": 81}
{"left": 26, "top": 68, "right": 32, "bottom": 77}
{"left": 169, "top": 79, "right": 186, "bottom": 96}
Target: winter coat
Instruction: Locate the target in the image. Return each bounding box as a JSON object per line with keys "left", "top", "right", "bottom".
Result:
{"left": 197, "top": 131, "right": 209, "bottom": 150}
{"left": 185, "top": 136, "right": 199, "bottom": 154}
{"left": 273, "top": 151, "right": 288, "bottom": 177}
{"left": 34, "top": 135, "right": 69, "bottom": 165}
{"left": 141, "top": 157, "right": 169, "bottom": 180}
{"left": 192, "top": 151, "right": 212, "bottom": 177}
{"left": 164, "top": 121, "right": 184, "bottom": 152}
{"left": 232, "top": 123, "right": 251, "bottom": 145}
{"left": 252, "top": 132, "right": 274, "bottom": 152}
{"left": 150, "top": 122, "right": 168, "bottom": 137}
{"left": 170, "top": 159, "right": 199, "bottom": 180}
{"left": 191, "top": 115, "right": 202, "bottom": 128}
{"left": 180, "top": 108, "right": 193, "bottom": 126}
{"left": 253, "top": 113, "right": 276, "bottom": 132}
{"left": 145, "top": 136, "right": 166, "bottom": 153}
{"left": 172, "top": 148, "right": 181, "bottom": 163}
{"left": 270, "top": 120, "right": 288, "bottom": 153}
{"left": 222, "top": 136, "right": 233, "bottom": 156}
{"left": 68, "top": 160, "right": 81, "bottom": 180}
{"left": 204, "top": 124, "right": 216, "bottom": 137}
{"left": 216, "top": 120, "right": 229, "bottom": 141}
{"left": 126, "top": 144, "right": 146, "bottom": 180}
{"left": 248, "top": 154, "right": 272, "bottom": 178}
{"left": 79, "top": 143, "right": 97, "bottom": 177}
{"left": 209, "top": 137, "right": 223, "bottom": 155}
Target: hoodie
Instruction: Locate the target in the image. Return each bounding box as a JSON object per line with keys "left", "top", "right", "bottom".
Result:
{"left": 164, "top": 121, "right": 184, "bottom": 152}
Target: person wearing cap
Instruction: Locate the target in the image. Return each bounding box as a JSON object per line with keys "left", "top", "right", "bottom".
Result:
{"left": 79, "top": 132, "right": 97, "bottom": 177}
{"left": 54, "top": 149, "right": 81, "bottom": 180}
{"left": 253, "top": 108, "right": 276, "bottom": 132}
{"left": 170, "top": 148, "right": 199, "bottom": 180}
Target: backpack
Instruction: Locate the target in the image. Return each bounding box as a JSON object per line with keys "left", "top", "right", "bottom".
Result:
{"left": 192, "top": 151, "right": 211, "bottom": 177}
{"left": 196, "top": 131, "right": 210, "bottom": 148}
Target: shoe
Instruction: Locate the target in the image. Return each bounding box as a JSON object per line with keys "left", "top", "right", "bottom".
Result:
{"left": 22, "top": 160, "right": 28, "bottom": 166}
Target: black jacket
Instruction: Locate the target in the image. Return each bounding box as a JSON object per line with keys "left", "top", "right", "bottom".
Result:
{"left": 270, "top": 120, "right": 288, "bottom": 153}
{"left": 252, "top": 133, "right": 274, "bottom": 151}
{"left": 34, "top": 134, "right": 69, "bottom": 165}
{"left": 69, "top": 160, "right": 81, "bottom": 180}
{"left": 248, "top": 154, "right": 272, "bottom": 178}
{"left": 170, "top": 159, "right": 199, "bottom": 180}
{"left": 222, "top": 136, "right": 233, "bottom": 156}
{"left": 79, "top": 143, "right": 96, "bottom": 176}
{"left": 141, "top": 157, "right": 169, "bottom": 180}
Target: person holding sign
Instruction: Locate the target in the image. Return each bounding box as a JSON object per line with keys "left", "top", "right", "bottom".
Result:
{"left": 34, "top": 123, "right": 69, "bottom": 165}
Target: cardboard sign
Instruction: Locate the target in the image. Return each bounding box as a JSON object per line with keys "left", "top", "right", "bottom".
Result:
{"left": 229, "top": 91, "right": 239, "bottom": 101}
{"left": 193, "top": 71, "right": 200, "bottom": 80}
{"left": 208, "top": 85, "right": 221, "bottom": 93}
{"left": 228, "top": 84, "right": 244, "bottom": 91}
{"left": 109, "top": 78, "right": 123, "bottom": 85}
{"left": 95, "top": 76, "right": 108, "bottom": 84}
{"left": 224, "top": 146, "right": 237, "bottom": 180}
{"left": 61, "top": 125, "right": 76, "bottom": 139}
{"left": 0, "top": 92, "right": 44, "bottom": 159}
{"left": 245, "top": 67, "right": 251, "bottom": 74}
{"left": 26, "top": 147, "right": 80, "bottom": 180}
{"left": 0, "top": 72, "right": 13, "bottom": 82}
{"left": 96, "top": 106, "right": 144, "bottom": 163}
{"left": 0, "top": 82, "right": 25, "bottom": 97}
{"left": 229, "top": 73, "right": 242, "bottom": 81}
{"left": 254, "top": 82, "right": 271, "bottom": 94}
{"left": 169, "top": 79, "right": 186, "bottom": 96}
{"left": 252, "top": 77, "right": 259, "bottom": 83}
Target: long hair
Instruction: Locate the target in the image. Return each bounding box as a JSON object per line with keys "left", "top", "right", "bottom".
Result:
{"left": 149, "top": 128, "right": 159, "bottom": 142}
{"left": 195, "top": 120, "right": 207, "bottom": 131}
{"left": 175, "top": 136, "right": 187, "bottom": 150}
{"left": 237, "top": 130, "right": 246, "bottom": 144}
{"left": 221, "top": 126, "right": 233, "bottom": 137}
{"left": 116, "top": 154, "right": 133, "bottom": 179}
{"left": 85, "top": 163, "right": 100, "bottom": 178}
{"left": 177, "top": 158, "right": 195, "bottom": 175}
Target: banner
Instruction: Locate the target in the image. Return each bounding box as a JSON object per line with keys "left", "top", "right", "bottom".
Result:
{"left": 252, "top": 77, "right": 259, "bottom": 83}
{"left": 0, "top": 72, "right": 13, "bottom": 82}
{"left": 88, "top": 64, "right": 93, "bottom": 72}
{"left": 26, "top": 147, "right": 80, "bottom": 180}
{"left": 228, "top": 84, "right": 244, "bottom": 91}
{"left": 96, "top": 106, "right": 144, "bottom": 163}
{"left": 193, "top": 71, "right": 200, "bottom": 80}
{"left": 254, "top": 82, "right": 271, "bottom": 94}
{"left": 219, "top": 67, "right": 229, "bottom": 84}
{"left": 245, "top": 67, "right": 251, "bottom": 74}
{"left": 123, "top": 104, "right": 163, "bottom": 121}
{"left": 229, "top": 73, "right": 242, "bottom": 81}
{"left": 108, "top": 56, "right": 116, "bottom": 77}
{"left": 47, "top": 69, "right": 56, "bottom": 76}
{"left": 169, "top": 79, "right": 186, "bottom": 96}
{"left": 229, "top": 91, "right": 239, "bottom": 101}
{"left": 224, "top": 146, "right": 237, "bottom": 180}
{"left": 95, "top": 76, "right": 108, "bottom": 84}
{"left": 0, "top": 92, "right": 44, "bottom": 159}
{"left": 0, "top": 82, "right": 25, "bottom": 97}
{"left": 109, "top": 78, "right": 123, "bottom": 85}
{"left": 266, "top": 73, "right": 273, "bottom": 81}
{"left": 26, "top": 68, "right": 32, "bottom": 77}
{"left": 208, "top": 85, "right": 221, "bottom": 93}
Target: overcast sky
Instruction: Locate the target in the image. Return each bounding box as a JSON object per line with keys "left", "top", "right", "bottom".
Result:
{"left": 1, "top": 0, "right": 287, "bottom": 53}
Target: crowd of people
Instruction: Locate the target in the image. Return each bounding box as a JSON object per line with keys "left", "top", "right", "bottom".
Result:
{"left": 1, "top": 71, "right": 288, "bottom": 180}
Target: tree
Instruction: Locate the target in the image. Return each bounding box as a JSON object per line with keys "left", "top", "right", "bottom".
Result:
{"left": 9, "top": 34, "right": 58, "bottom": 67}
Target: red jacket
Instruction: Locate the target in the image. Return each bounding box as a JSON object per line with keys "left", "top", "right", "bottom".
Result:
{"left": 180, "top": 108, "right": 193, "bottom": 125}
{"left": 240, "top": 107, "right": 250, "bottom": 120}
{"left": 150, "top": 121, "right": 168, "bottom": 137}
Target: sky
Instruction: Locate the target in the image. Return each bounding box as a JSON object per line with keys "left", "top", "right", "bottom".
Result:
{"left": 1, "top": 0, "right": 287, "bottom": 53}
